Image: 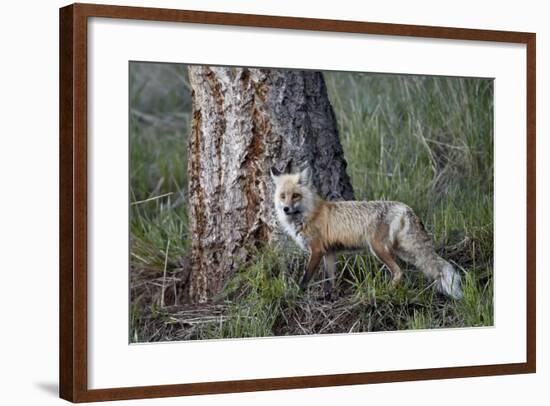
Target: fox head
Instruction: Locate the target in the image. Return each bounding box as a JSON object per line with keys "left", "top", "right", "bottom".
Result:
{"left": 270, "top": 166, "right": 316, "bottom": 219}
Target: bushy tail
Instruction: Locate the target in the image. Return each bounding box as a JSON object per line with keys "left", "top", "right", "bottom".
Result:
{"left": 432, "top": 258, "right": 463, "bottom": 299}
{"left": 395, "top": 208, "right": 463, "bottom": 299}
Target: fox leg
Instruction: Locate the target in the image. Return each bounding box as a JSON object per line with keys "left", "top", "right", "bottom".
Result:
{"left": 299, "top": 239, "right": 324, "bottom": 291}
{"left": 323, "top": 252, "right": 337, "bottom": 300}
{"left": 369, "top": 240, "right": 403, "bottom": 285}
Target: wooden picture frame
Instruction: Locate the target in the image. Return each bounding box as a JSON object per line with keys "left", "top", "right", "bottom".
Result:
{"left": 59, "top": 3, "right": 536, "bottom": 402}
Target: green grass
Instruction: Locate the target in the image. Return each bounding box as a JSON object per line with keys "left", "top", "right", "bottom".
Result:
{"left": 129, "top": 65, "right": 493, "bottom": 342}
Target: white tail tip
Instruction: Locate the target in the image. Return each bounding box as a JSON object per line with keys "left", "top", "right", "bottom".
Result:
{"left": 438, "top": 263, "right": 463, "bottom": 299}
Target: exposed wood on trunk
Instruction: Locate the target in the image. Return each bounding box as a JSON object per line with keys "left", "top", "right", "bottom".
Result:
{"left": 187, "top": 66, "right": 353, "bottom": 303}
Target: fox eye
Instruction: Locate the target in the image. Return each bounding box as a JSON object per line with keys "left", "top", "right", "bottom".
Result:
{"left": 292, "top": 193, "right": 301, "bottom": 200}
{"left": 280, "top": 193, "right": 286, "bottom": 199}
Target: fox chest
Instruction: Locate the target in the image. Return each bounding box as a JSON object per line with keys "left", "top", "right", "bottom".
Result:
{"left": 281, "top": 220, "right": 311, "bottom": 252}
{"left": 292, "top": 233, "right": 310, "bottom": 251}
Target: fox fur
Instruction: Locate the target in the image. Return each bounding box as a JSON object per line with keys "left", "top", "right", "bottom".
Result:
{"left": 270, "top": 166, "right": 463, "bottom": 299}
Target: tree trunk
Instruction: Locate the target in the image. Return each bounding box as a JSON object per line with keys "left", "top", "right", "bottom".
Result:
{"left": 187, "top": 66, "right": 354, "bottom": 303}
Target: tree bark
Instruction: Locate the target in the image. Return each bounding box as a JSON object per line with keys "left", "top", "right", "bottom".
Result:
{"left": 187, "top": 66, "right": 354, "bottom": 303}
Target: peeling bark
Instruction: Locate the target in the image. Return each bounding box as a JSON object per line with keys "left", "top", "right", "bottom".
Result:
{"left": 187, "top": 66, "right": 353, "bottom": 303}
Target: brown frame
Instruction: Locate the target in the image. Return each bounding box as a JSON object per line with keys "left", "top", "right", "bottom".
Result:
{"left": 59, "top": 3, "right": 536, "bottom": 402}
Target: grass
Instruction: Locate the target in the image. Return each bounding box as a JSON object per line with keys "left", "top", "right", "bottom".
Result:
{"left": 129, "top": 64, "right": 494, "bottom": 342}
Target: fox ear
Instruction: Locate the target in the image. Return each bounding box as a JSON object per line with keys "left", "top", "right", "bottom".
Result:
{"left": 298, "top": 166, "right": 312, "bottom": 186}
{"left": 283, "top": 161, "right": 293, "bottom": 175}
{"left": 270, "top": 166, "right": 281, "bottom": 183}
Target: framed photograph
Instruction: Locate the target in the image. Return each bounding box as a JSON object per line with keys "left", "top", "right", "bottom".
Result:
{"left": 59, "top": 3, "right": 536, "bottom": 402}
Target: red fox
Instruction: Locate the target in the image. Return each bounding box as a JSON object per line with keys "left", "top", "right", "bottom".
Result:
{"left": 270, "top": 166, "right": 463, "bottom": 299}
